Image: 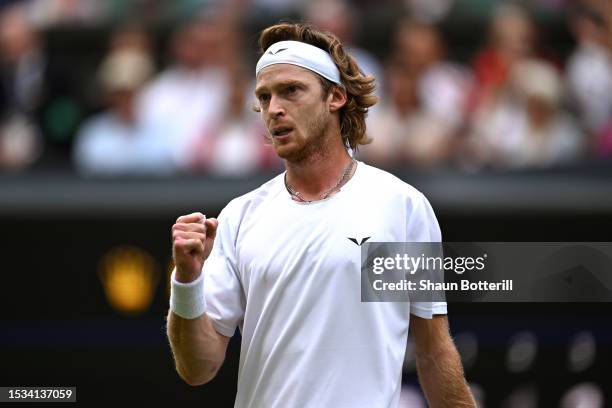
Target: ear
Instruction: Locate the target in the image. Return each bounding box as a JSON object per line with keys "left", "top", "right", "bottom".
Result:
{"left": 328, "top": 86, "right": 347, "bottom": 113}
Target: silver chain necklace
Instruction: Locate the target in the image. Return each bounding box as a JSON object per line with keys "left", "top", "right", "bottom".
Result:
{"left": 284, "top": 159, "right": 356, "bottom": 203}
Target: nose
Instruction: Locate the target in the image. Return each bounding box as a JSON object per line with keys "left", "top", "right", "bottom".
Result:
{"left": 268, "top": 95, "right": 285, "bottom": 119}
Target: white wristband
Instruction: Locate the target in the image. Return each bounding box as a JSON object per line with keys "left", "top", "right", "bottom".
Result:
{"left": 170, "top": 269, "right": 206, "bottom": 319}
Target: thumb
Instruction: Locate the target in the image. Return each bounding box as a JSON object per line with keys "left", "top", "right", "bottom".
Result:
{"left": 204, "top": 218, "right": 219, "bottom": 240}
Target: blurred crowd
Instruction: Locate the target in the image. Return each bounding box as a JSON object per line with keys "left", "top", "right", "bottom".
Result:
{"left": 1, "top": 0, "right": 611, "bottom": 176}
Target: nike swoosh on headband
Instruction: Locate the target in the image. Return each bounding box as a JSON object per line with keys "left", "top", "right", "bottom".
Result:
{"left": 268, "top": 48, "right": 288, "bottom": 55}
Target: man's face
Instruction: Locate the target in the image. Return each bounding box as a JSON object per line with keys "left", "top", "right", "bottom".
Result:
{"left": 255, "top": 64, "right": 331, "bottom": 162}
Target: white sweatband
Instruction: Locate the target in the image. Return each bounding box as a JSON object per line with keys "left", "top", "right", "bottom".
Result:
{"left": 256, "top": 40, "right": 342, "bottom": 85}
{"left": 169, "top": 270, "right": 206, "bottom": 319}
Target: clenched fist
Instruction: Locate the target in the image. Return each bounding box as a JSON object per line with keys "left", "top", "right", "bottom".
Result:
{"left": 172, "top": 212, "right": 219, "bottom": 283}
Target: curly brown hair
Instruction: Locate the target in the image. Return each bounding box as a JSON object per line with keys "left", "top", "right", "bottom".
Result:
{"left": 256, "top": 22, "right": 378, "bottom": 150}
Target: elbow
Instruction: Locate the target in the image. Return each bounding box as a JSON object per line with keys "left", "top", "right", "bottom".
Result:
{"left": 177, "top": 364, "right": 221, "bottom": 387}
{"left": 180, "top": 373, "right": 209, "bottom": 387}
{"left": 181, "top": 375, "right": 210, "bottom": 387}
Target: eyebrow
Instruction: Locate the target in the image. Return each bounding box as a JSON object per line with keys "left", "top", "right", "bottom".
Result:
{"left": 255, "top": 80, "right": 305, "bottom": 97}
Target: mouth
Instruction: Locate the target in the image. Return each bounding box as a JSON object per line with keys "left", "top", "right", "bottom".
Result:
{"left": 271, "top": 126, "right": 294, "bottom": 139}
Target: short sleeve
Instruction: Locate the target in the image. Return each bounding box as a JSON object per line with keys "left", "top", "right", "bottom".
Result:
{"left": 407, "top": 193, "right": 448, "bottom": 319}
{"left": 204, "top": 207, "right": 246, "bottom": 337}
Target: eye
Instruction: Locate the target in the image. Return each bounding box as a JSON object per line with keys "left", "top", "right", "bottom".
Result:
{"left": 286, "top": 85, "right": 298, "bottom": 94}
{"left": 258, "top": 94, "right": 270, "bottom": 104}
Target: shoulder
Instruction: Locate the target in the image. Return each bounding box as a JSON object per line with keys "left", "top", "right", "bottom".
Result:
{"left": 218, "top": 172, "right": 285, "bottom": 222}
{"left": 357, "top": 162, "right": 440, "bottom": 240}
{"left": 357, "top": 162, "right": 427, "bottom": 203}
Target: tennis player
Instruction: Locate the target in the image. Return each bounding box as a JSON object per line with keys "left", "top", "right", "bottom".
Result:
{"left": 167, "top": 22, "right": 476, "bottom": 407}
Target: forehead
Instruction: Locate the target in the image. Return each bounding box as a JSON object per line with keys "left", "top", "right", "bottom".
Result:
{"left": 255, "top": 64, "right": 319, "bottom": 90}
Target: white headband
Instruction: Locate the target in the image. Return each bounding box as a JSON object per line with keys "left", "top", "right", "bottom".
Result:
{"left": 255, "top": 40, "right": 342, "bottom": 85}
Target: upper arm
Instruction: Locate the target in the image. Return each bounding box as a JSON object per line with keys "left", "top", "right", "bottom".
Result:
{"left": 206, "top": 316, "right": 231, "bottom": 367}
{"left": 167, "top": 311, "right": 233, "bottom": 386}
{"left": 209, "top": 320, "right": 232, "bottom": 357}
{"left": 208, "top": 327, "right": 231, "bottom": 376}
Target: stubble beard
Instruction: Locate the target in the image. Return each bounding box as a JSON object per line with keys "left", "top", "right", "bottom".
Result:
{"left": 277, "top": 106, "right": 331, "bottom": 164}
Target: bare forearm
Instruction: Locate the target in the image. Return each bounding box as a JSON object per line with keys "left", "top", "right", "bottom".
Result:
{"left": 168, "top": 213, "right": 227, "bottom": 385}
{"left": 416, "top": 346, "right": 476, "bottom": 408}
{"left": 166, "top": 311, "right": 227, "bottom": 386}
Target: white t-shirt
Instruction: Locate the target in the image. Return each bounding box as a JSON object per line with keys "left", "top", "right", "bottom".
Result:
{"left": 203, "top": 161, "right": 447, "bottom": 408}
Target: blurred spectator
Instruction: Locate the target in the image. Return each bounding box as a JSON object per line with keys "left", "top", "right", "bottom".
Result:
{"left": 302, "top": 0, "right": 384, "bottom": 98}
{"left": 403, "top": 0, "right": 455, "bottom": 23}
{"left": 188, "top": 64, "right": 280, "bottom": 176}
{"left": 78, "top": 23, "right": 154, "bottom": 109}
{"left": 28, "top": 0, "right": 109, "bottom": 27}
{"left": 391, "top": 19, "right": 472, "bottom": 130}
{"left": 248, "top": 0, "right": 304, "bottom": 20}
{"left": 137, "top": 14, "right": 236, "bottom": 171}
{"left": 107, "top": 23, "right": 153, "bottom": 54}
{"left": 566, "top": 2, "right": 612, "bottom": 153}
{"left": 1, "top": 1, "right": 86, "bottom": 172}
{"left": 72, "top": 49, "right": 175, "bottom": 176}
{"left": 470, "top": 3, "right": 537, "bottom": 113}
{"left": 359, "top": 59, "right": 456, "bottom": 168}
{"left": 464, "top": 59, "right": 584, "bottom": 169}
{"left": 0, "top": 3, "right": 45, "bottom": 171}
{"left": 0, "top": 0, "right": 604, "bottom": 174}
{"left": 361, "top": 18, "right": 470, "bottom": 168}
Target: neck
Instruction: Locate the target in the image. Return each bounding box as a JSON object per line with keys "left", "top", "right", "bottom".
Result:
{"left": 285, "top": 132, "right": 353, "bottom": 201}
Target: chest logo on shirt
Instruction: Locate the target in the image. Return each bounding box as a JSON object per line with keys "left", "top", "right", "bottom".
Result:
{"left": 348, "top": 236, "right": 371, "bottom": 246}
